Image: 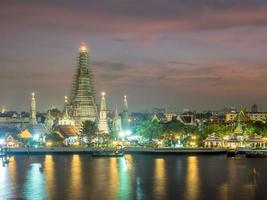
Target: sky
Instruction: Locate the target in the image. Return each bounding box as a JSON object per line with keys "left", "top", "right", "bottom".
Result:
{"left": 0, "top": 0, "right": 267, "bottom": 112}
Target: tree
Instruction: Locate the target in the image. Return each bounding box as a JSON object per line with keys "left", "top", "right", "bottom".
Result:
{"left": 137, "top": 120, "right": 163, "bottom": 141}
{"left": 82, "top": 120, "right": 98, "bottom": 136}
{"left": 46, "top": 132, "right": 63, "bottom": 145}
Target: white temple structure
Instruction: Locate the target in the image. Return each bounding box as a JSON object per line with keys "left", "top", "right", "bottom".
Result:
{"left": 30, "top": 92, "right": 37, "bottom": 125}
{"left": 98, "top": 92, "right": 109, "bottom": 134}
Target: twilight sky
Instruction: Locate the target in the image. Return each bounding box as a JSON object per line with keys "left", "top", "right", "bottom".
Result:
{"left": 0, "top": 0, "right": 267, "bottom": 112}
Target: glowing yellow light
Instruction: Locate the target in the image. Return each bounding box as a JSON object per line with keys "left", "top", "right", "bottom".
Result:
{"left": 32, "top": 92, "right": 35, "bottom": 97}
{"left": 191, "top": 136, "right": 196, "bottom": 140}
{"left": 46, "top": 141, "right": 53, "bottom": 147}
{"left": 79, "top": 43, "right": 88, "bottom": 52}
{"left": 190, "top": 142, "right": 196, "bottom": 146}
{"left": 101, "top": 92, "right": 106, "bottom": 96}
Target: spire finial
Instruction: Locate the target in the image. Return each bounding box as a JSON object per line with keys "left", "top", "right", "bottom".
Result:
{"left": 79, "top": 42, "right": 88, "bottom": 52}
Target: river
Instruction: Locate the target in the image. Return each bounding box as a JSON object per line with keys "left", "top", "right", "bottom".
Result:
{"left": 0, "top": 154, "right": 266, "bottom": 200}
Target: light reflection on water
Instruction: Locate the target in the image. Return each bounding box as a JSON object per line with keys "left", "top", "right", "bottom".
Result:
{"left": 22, "top": 163, "right": 46, "bottom": 200}
{"left": 69, "top": 155, "right": 82, "bottom": 200}
{"left": 0, "top": 154, "right": 266, "bottom": 200}
{"left": 185, "top": 156, "right": 199, "bottom": 200}
{"left": 153, "top": 158, "right": 166, "bottom": 200}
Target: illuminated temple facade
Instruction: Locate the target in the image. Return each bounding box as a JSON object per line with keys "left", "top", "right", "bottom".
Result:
{"left": 68, "top": 43, "right": 98, "bottom": 127}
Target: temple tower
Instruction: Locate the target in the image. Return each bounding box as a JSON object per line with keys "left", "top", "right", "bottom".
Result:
{"left": 121, "top": 95, "right": 129, "bottom": 131}
{"left": 30, "top": 92, "right": 37, "bottom": 125}
{"left": 98, "top": 92, "right": 109, "bottom": 134}
{"left": 112, "top": 106, "right": 122, "bottom": 137}
{"left": 69, "top": 43, "right": 98, "bottom": 126}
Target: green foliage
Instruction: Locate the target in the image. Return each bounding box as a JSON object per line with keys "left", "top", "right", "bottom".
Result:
{"left": 46, "top": 132, "right": 63, "bottom": 142}
{"left": 245, "top": 121, "right": 267, "bottom": 135}
{"left": 82, "top": 120, "right": 98, "bottom": 136}
{"left": 137, "top": 120, "right": 163, "bottom": 141}
{"left": 163, "top": 118, "right": 184, "bottom": 134}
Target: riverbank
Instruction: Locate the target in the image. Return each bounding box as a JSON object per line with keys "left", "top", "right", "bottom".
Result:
{"left": 4, "top": 147, "right": 232, "bottom": 155}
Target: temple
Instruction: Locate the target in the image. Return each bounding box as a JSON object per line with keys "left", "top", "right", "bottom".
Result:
{"left": 30, "top": 92, "right": 37, "bottom": 125}
{"left": 69, "top": 43, "right": 98, "bottom": 127}
{"left": 98, "top": 92, "right": 109, "bottom": 134}
{"left": 121, "top": 95, "right": 129, "bottom": 131}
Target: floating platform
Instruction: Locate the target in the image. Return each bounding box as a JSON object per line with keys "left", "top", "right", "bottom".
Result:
{"left": 92, "top": 152, "right": 124, "bottom": 157}
{"left": 226, "top": 149, "right": 237, "bottom": 157}
{"left": 246, "top": 150, "right": 267, "bottom": 158}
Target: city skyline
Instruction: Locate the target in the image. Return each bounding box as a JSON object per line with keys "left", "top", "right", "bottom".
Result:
{"left": 0, "top": 0, "right": 267, "bottom": 112}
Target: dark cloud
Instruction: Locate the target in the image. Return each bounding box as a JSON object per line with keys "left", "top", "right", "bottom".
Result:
{"left": 0, "top": 0, "right": 266, "bottom": 111}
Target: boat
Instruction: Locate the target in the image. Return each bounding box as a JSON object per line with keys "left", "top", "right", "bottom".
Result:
{"left": 92, "top": 146, "right": 124, "bottom": 157}
{"left": 246, "top": 150, "right": 267, "bottom": 158}
{"left": 227, "top": 148, "right": 237, "bottom": 157}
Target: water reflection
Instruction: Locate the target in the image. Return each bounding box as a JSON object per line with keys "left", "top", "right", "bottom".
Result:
{"left": 44, "top": 155, "right": 55, "bottom": 199}
{"left": 109, "top": 158, "right": 118, "bottom": 200}
{"left": 69, "top": 155, "right": 82, "bottom": 199}
{"left": 185, "top": 156, "right": 199, "bottom": 200}
{"left": 22, "top": 163, "right": 46, "bottom": 200}
{"left": 0, "top": 160, "right": 13, "bottom": 199}
{"left": 8, "top": 156, "right": 17, "bottom": 184}
{"left": 0, "top": 155, "right": 266, "bottom": 199}
{"left": 117, "top": 157, "right": 131, "bottom": 200}
{"left": 153, "top": 158, "right": 166, "bottom": 200}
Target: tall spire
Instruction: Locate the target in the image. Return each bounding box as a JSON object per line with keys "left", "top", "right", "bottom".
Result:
{"left": 69, "top": 43, "right": 98, "bottom": 126}
{"left": 30, "top": 92, "right": 37, "bottom": 124}
{"left": 63, "top": 96, "right": 70, "bottom": 117}
{"left": 122, "top": 95, "right": 129, "bottom": 131}
{"left": 98, "top": 92, "right": 109, "bottom": 134}
{"left": 112, "top": 105, "right": 122, "bottom": 137}
{"left": 123, "top": 95, "right": 128, "bottom": 112}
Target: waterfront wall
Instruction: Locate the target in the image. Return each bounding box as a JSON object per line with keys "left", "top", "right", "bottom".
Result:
{"left": 5, "top": 147, "right": 229, "bottom": 155}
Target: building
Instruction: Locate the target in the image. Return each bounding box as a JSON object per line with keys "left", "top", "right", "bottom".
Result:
{"left": 69, "top": 43, "right": 98, "bottom": 127}
{"left": 225, "top": 110, "right": 267, "bottom": 122}
{"left": 121, "top": 95, "right": 130, "bottom": 131}
{"left": 30, "top": 92, "right": 37, "bottom": 125}
{"left": 97, "top": 92, "right": 109, "bottom": 134}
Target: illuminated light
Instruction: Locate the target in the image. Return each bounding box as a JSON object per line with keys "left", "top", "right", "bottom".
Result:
{"left": 79, "top": 43, "right": 88, "bottom": 52}
{"left": 64, "top": 96, "right": 68, "bottom": 103}
{"left": 190, "top": 142, "right": 196, "bottom": 146}
{"left": 0, "top": 138, "right": 5, "bottom": 145}
{"left": 73, "top": 141, "right": 79, "bottom": 146}
{"left": 33, "top": 135, "right": 39, "bottom": 141}
{"left": 125, "top": 130, "right": 132, "bottom": 136}
{"left": 223, "top": 136, "right": 229, "bottom": 140}
{"left": 7, "top": 142, "right": 14, "bottom": 147}
{"left": 191, "top": 136, "right": 196, "bottom": 140}
{"left": 128, "top": 118, "right": 132, "bottom": 122}
{"left": 46, "top": 141, "right": 53, "bottom": 147}
{"left": 32, "top": 92, "right": 35, "bottom": 97}
{"left": 119, "top": 131, "right": 125, "bottom": 138}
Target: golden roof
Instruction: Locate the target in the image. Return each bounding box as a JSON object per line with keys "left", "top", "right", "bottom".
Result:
{"left": 18, "top": 128, "right": 33, "bottom": 139}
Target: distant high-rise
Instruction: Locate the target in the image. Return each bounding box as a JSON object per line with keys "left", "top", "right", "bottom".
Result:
{"left": 69, "top": 43, "right": 98, "bottom": 125}
{"left": 30, "top": 92, "right": 37, "bottom": 125}
{"left": 121, "top": 95, "right": 129, "bottom": 131}
{"left": 98, "top": 92, "right": 109, "bottom": 134}
{"left": 251, "top": 104, "right": 258, "bottom": 113}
